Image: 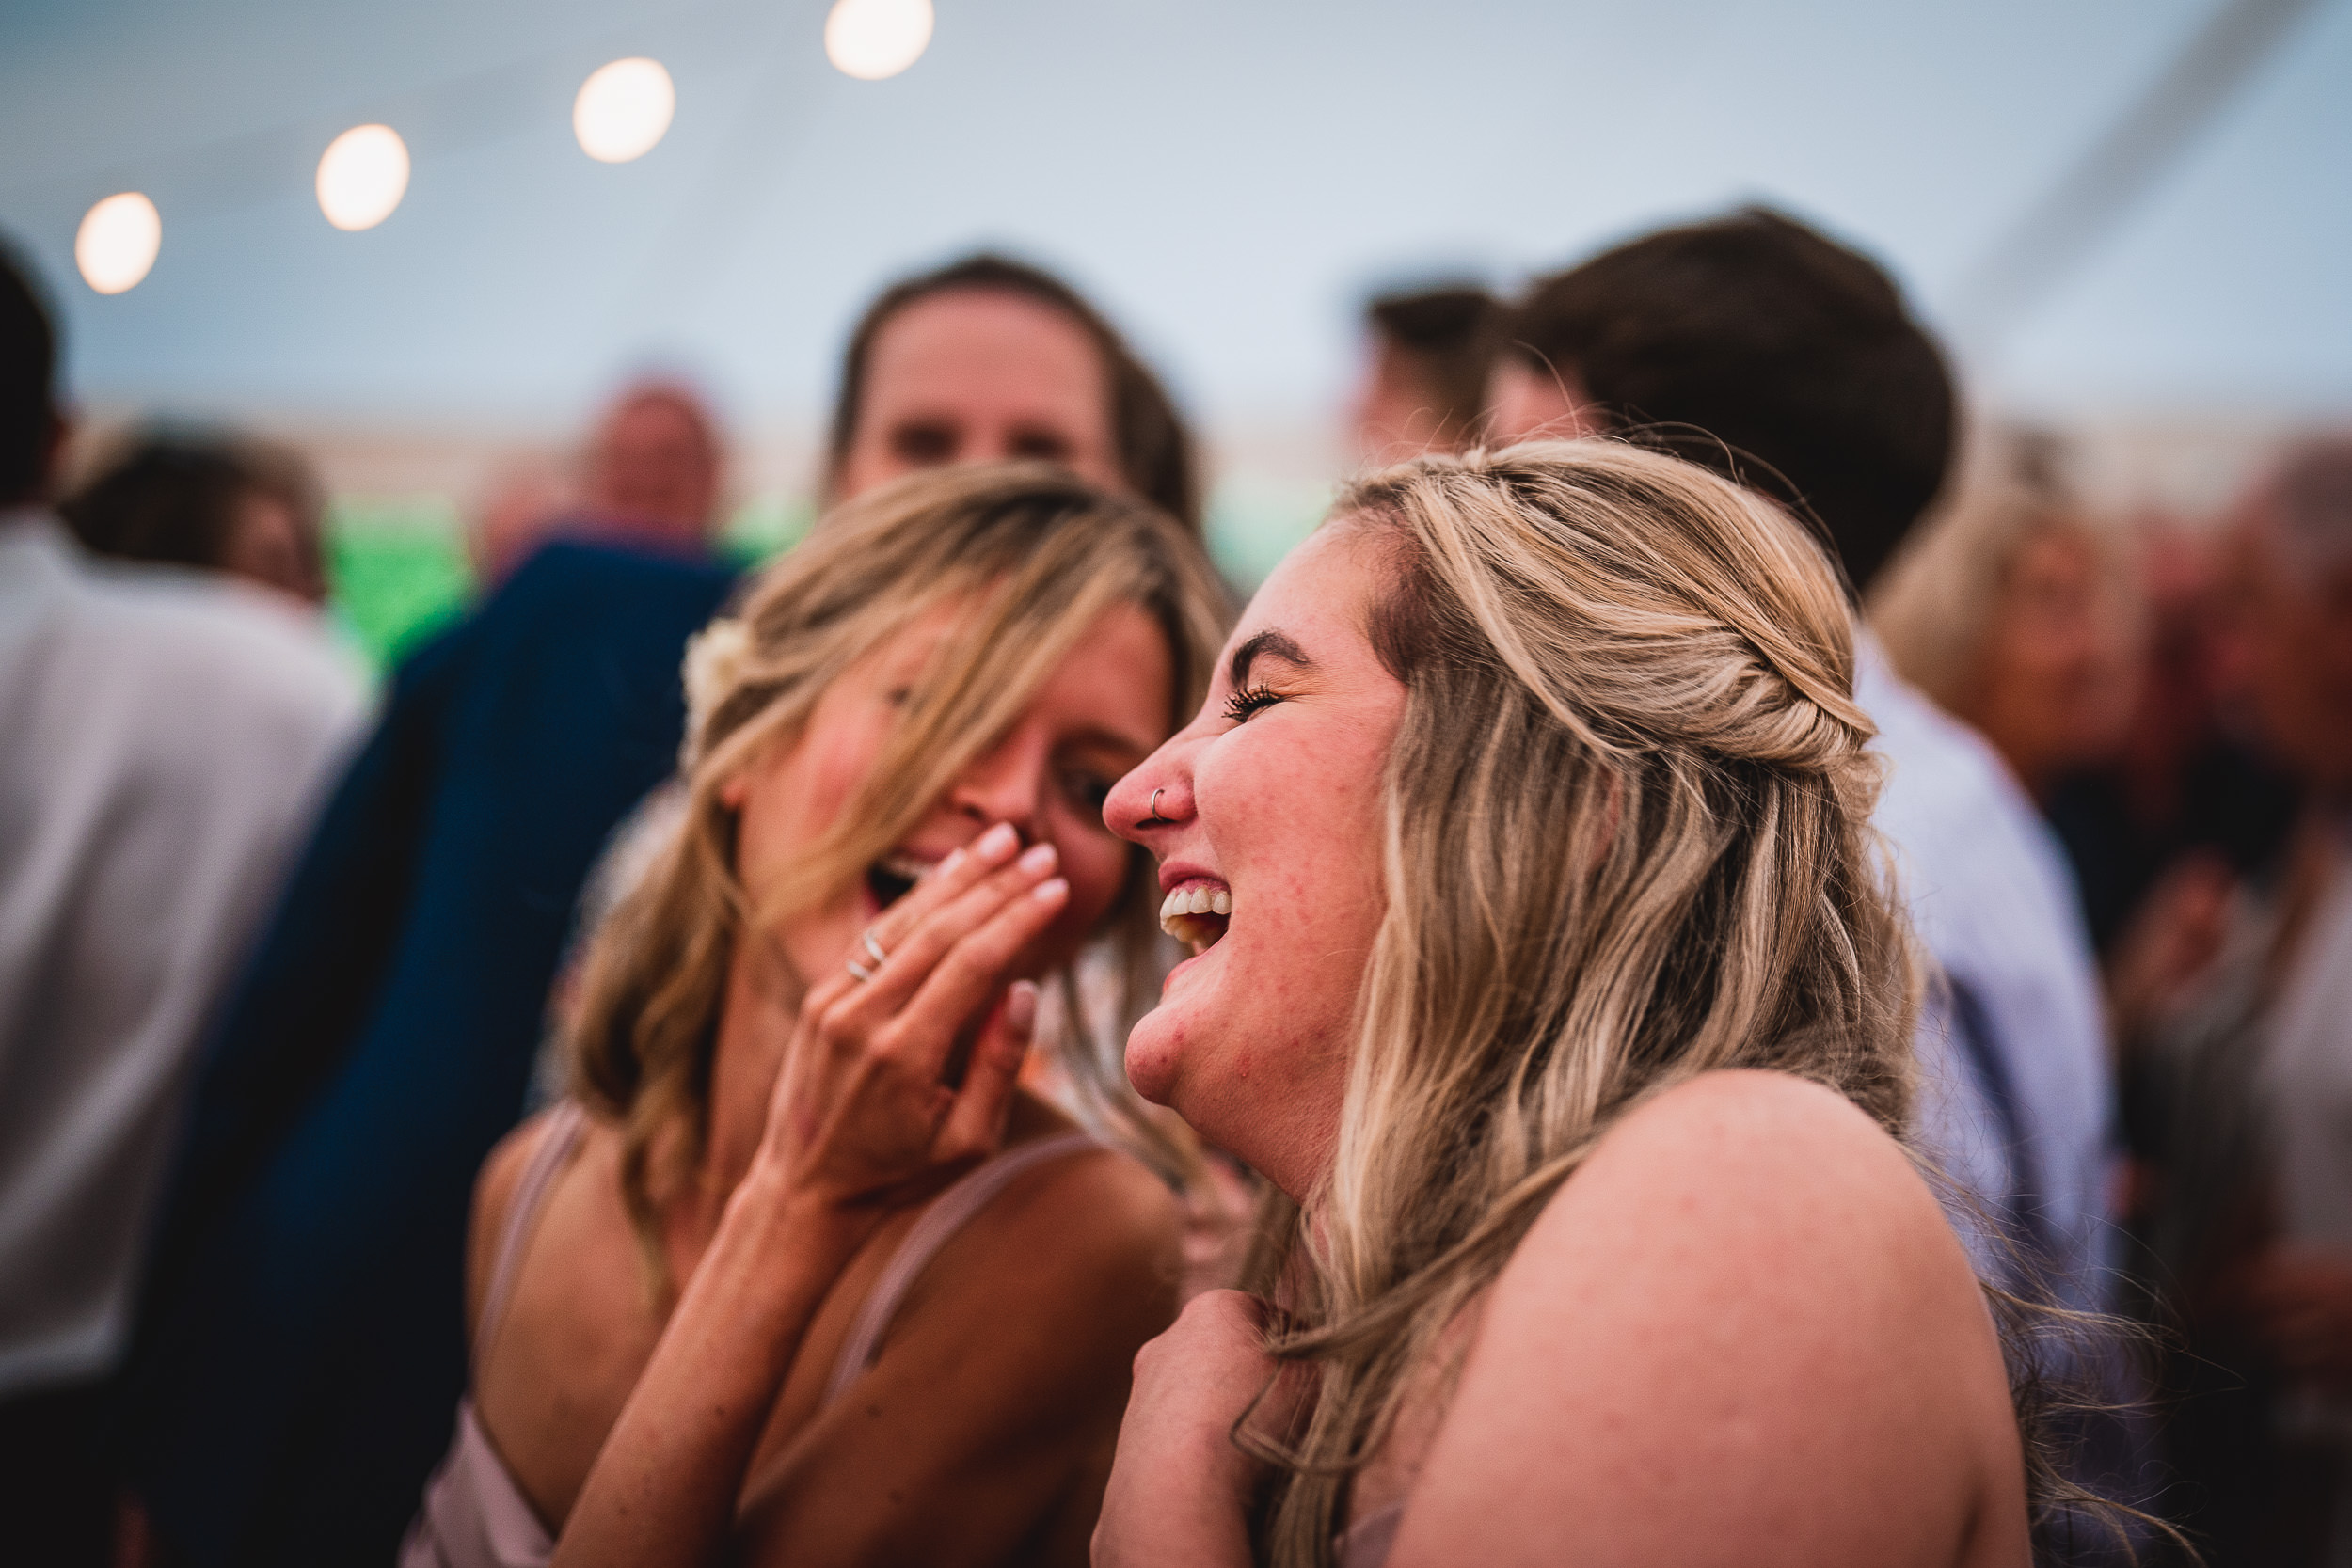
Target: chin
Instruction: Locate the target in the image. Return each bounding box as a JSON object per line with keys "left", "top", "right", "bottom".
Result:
{"left": 1122, "top": 1010, "right": 1186, "bottom": 1109}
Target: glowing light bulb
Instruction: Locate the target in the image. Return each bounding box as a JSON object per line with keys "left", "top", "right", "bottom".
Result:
{"left": 75, "top": 193, "right": 161, "bottom": 294}
{"left": 575, "top": 57, "right": 675, "bottom": 163}
{"left": 825, "top": 0, "right": 934, "bottom": 80}
{"left": 316, "top": 124, "right": 410, "bottom": 231}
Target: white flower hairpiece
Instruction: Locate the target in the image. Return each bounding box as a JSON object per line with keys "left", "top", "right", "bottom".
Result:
{"left": 680, "top": 616, "right": 755, "bottom": 765}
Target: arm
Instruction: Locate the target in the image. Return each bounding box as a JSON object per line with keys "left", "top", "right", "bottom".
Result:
{"left": 549, "top": 824, "right": 1069, "bottom": 1568}
{"left": 1388, "top": 1070, "right": 2028, "bottom": 1568}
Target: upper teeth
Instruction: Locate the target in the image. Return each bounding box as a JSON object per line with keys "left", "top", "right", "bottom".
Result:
{"left": 1158, "top": 884, "right": 1232, "bottom": 935}
{"left": 879, "top": 852, "right": 933, "bottom": 880}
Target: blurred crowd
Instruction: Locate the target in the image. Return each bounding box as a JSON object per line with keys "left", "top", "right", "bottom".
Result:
{"left": 0, "top": 205, "right": 2347, "bottom": 1568}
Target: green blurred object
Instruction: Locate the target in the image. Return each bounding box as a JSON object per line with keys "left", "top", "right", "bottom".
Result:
{"left": 1206, "top": 478, "right": 1331, "bottom": 590}
{"left": 324, "top": 499, "right": 476, "bottom": 673}
{"left": 718, "top": 494, "right": 816, "bottom": 568}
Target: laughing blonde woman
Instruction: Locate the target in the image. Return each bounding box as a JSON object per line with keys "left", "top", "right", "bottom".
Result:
{"left": 401, "top": 463, "right": 1229, "bottom": 1568}
{"left": 1090, "top": 442, "right": 2060, "bottom": 1567}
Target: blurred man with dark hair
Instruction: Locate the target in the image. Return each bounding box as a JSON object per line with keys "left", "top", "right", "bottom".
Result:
{"left": 1489, "top": 211, "right": 2130, "bottom": 1542}
{"left": 1351, "top": 282, "right": 1497, "bottom": 466}
{"left": 1490, "top": 207, "right": 1954, "bottom": 597}
{"left": 0, "top": 238, "right": 362, "bottom": 1565}
{"left": 64, "top": 430, "right": 332, "bottom": 605}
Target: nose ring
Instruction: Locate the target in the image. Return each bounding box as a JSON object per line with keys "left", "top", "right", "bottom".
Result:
{"left": 1140, "top": 786, "right": 1172, "bottom": 828}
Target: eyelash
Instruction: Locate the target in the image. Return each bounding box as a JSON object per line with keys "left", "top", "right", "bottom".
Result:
{"left": 1223, "top": 684, "right": 1281, "bottom": 723}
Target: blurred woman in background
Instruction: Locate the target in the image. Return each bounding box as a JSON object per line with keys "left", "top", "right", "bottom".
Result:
{"left": 825, "top": 252, "right": 1200, "bottom": 534}
{"left": 1871, "top": 457, "right": 2144, "bottom": 804}
{"left": 403, "top": 463, "right": 1229, "bottom": 1568}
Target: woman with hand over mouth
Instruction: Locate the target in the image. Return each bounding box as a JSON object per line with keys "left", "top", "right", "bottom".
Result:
{"left": 402, "top": 463, "right": 1228, "bottom": 1568}
{"left": 1093, "top": 443, "right": 2062, "bottom": 1567}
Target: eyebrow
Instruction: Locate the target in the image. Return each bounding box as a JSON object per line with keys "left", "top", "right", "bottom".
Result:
{"left": 1228, "top": 627, "right": 1315, "bottom": 690}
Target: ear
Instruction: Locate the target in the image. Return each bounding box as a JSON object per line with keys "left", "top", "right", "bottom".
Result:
{"left": 717, "top": 769, "right": 751, "bottom": 812}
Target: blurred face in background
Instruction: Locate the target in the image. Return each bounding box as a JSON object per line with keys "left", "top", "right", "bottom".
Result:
{"left": 2226, "top": 516, "right": 2352, "bottom": 794}
{"left": 1483, "top": 356, "right": 1600, "bottom": 446}
{"left": 1351, "top": 341, "right": 1456, "bottom": 467}
{"left": 834, "top": 289, "right": 1120, "bottom": 499}
{"left": 1963, "top": 523, "right": 2141, "bottom": 797}
{"left": 221, "top": 486, "right": 325, "bottom": 605}
{"left": 587, "top": 388, "right": 722, "bottom": 543}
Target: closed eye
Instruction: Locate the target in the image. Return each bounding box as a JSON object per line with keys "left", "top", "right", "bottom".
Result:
{"left": 1222, "top": 684, "right": 1282, "bottom": 724}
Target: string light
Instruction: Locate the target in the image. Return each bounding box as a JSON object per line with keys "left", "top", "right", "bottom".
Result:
{"left": 317, "top": 124, "right": 410, "bottom": 231}
{"left": 74, "top": 193, "right": 161, "bottom": 294}
{"left": 575, "top": 57, "right": 675, "bottom": 163}
{"left": 825, "top": 0, "right": 934, "bottom": 80}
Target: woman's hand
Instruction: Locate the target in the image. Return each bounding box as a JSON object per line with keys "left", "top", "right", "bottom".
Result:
{"left": 552, "top": 821, "right": 1071, "bottom": 1568}
{"left": 1094, "top": 1290, "right": 1308, "bottom": 1567}
{"left": 756, "top": 820, "right": 1068, "bottom": 1211}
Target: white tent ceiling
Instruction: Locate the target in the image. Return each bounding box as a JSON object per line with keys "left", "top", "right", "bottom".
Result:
{"left": 3, "top": 0, "right": 2347, "bottom": 436}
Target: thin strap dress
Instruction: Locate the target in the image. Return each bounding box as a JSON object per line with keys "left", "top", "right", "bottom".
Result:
{"left": 398, "top": 1103, "right": 1099, "bottom": 1568}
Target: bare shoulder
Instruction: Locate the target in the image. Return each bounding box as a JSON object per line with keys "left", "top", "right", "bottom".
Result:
{"left": 1391, "top": 1069, "right": 2026, "bottom": 1566}
{"left": 894, "top": 1117, "right": 1187, "bottom": 1394}
{"left": 1500, "top": 1069, "right": 1981, "bottom": 1375}
{"left": 1542, "top": 1069, "right": 1939, "bottom": 1258}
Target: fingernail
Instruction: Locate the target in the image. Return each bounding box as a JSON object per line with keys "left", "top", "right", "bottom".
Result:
{"left": 935, "top": 847, "right": 966, "bottom": 879}
{"left": 978, "top": 822, "right": 1019, "bottom": 861}
{"left": 1007, "top": 979, "right": 1039, "bottom": 1037}
{"left": 1032, "top": 877, "right": 1068, "bottom": 904}
{"left": 1018, "top": 841, "right": 1057, "bottom": 875}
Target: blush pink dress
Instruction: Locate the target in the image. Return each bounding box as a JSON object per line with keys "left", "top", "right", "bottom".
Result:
{"left": 398, "top": 1103, "right": 1097, "bottom": 1568}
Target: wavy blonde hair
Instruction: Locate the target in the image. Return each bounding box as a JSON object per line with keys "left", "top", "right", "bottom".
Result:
{"left": 1246, "top": 441, "right": 1922, "bottom": 1563}
{"left": 567, "top": 462, "right": 1230, "bottom": 1291}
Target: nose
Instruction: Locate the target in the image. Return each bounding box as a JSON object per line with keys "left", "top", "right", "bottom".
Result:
{"left": 947, "top": 723, "right": 1048, "bottom": 844}
{"left": 1104, "top": 732, "right": 1196, "bottom": 848}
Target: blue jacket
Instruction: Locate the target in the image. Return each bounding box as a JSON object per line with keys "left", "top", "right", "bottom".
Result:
{"left": 120, "top": 542, "right": 737, "bottom": 1567}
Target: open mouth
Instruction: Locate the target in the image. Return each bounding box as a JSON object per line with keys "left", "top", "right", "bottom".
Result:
{"left": 865, "top": 850, "right": 933, "bottom": 911}
{"left": 1158, "top": 879, "right": 1232, "bottom": 955}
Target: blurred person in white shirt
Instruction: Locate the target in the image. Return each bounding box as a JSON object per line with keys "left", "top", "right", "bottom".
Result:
{"left": 0, "top": 237, "right": 366, "bottom": 1564}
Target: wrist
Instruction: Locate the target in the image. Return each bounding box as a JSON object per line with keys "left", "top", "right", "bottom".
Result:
{"left": 724, "top": 1162, "right": 878, "bottom": 1258}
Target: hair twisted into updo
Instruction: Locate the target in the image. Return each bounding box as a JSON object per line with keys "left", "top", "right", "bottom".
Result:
{"left": 1247, "top": 441, "right": 1922, "bottom": 1564}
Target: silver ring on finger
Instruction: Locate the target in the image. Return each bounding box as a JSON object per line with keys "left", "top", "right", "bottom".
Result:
{"left": 861, "top": 929, "right": 888, "bottom": 966}
{"left": 845, "top": 958, "right": 876, "bottom": 983}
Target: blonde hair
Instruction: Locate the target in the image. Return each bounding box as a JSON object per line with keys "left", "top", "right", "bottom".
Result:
{"left": 568, "top": 462, "right": 1231, "bottom": 1290}
{"left": 1248, "top": 441, "right": 1920, "bottom": 1563}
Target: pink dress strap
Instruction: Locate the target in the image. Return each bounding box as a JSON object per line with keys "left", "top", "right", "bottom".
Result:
{"left": 399, "top": 1103, "right": 588, "bottom": 1568}
{"left": 473, "top": 1101, "right": 590, "bottom": 1373}
{"left": 821, "top": 1131, "right": 1100, "bottom": 1407}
